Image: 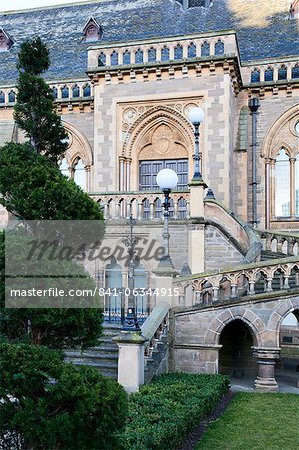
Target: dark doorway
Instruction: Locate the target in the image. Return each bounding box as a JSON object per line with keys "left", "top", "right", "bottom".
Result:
{"left": 219, "top": 319, "right": 257, "bottom": 378}
{"left": 276, "top": 310, "right": 299, "bottom": 391}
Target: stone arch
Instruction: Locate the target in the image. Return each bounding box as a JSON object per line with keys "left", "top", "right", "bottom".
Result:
{"left": 122, "top": 105, "right": 195, "bottom": 159}
{"left": 205, "top": 307, "right": 266, "bottom": 346}
{"left": 61, "top": 120, "right": 93, "bottom": 166}
{"left": 262, "top": 103, "right": 299, "bottom": 159}
{"left": 268, "top": 297, "right": 299, "bottom": 346}
{"left": 121, "top": 106, "right": 196, "bottom": 190}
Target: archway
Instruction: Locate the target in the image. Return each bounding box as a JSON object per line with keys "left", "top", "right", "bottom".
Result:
{"left": 219, "top": 319, "right": 257, "bottom": 379}
{"left": 276, "top": 309, "right": 299, "bottom": 390}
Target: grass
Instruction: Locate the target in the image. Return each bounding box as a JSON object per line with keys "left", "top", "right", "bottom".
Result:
{"left": 196, "top": 392, "right": 299, "bottom": 450}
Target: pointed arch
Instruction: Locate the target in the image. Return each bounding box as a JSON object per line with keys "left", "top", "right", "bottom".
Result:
{"left": 61, "top": 120, "right": 93, "bottom": 166}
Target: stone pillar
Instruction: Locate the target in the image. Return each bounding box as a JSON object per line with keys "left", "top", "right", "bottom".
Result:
{"left": 152, "top": 265, "right": 178, "bottom": 308}
{"left": 188, "top": 180, "right": 207, "bottom": 274}
{"left": 252, "top": 347, "right": 280, "bottom": 392}
{"left": 113, "top": 332, "right": 147, "bottom": 393}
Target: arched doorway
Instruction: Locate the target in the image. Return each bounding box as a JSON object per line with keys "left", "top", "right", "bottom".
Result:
{"left": 219, "top": 319, "right": 257, "bottom": 379}
{"left": 277, "top": 310, "right": 299, "bottom": 391}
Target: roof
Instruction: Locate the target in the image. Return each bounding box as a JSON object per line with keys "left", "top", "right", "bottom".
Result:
{"left": 0, "top": 0, "right": 298, "bottom": 85}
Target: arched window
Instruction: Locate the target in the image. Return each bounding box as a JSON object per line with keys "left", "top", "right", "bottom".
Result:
{"left": 72, "top": 84, "right": 80, "bottom": 98}
{"left": 174, "top": 44, "right": 183, "bottom": 60}
{"left": 83, "top": 84, "right": 91, "bottom": 97}
{"left": 52, "top": 87, "right": 58, "bottom": 99}
{"left": 142, "top": 198, "right": 150, "bottom": 219}
{"left": 275, "top": 149, "right": 290, "bottom": 217}
{"left": 110, "top": 51, "right": 118, "bottom": 66}
{"left": 264, "top": 67, "right": 274, "bottom": 82}
{"left": 154, "top": 198, "right": 162, "bottom": 218}
{"left": 187, "top": 43, "right": 196, "bottom": 58}
{"left": 8, "top": 90, "right": 16, "bottom": 103}
{"left": 292, "top": 64, "right": 299, "bottom": 79}
{"left": 251, "top": 69, "right": 260, "bottom": 83}
{"left": 98, "top": 52, "right": 106, "bottom": 66}
{"left": 123, "top": 49, "right": 131, "bottom": 65}
{"left": 178, "top": 197, "right": 187, "bottom": 219}
{"left": 134, "top": 263, "right": 148, "bottom": 321}
{"left": 161, "top": 46, "right": 169, "bottom": 61}
{"left": 148, "top": 47, "right": 156, "bottom": 62}
{"left": 215, "top": 39, "right": 224, "bottom": 55}
{"left": 73, "top": 158, "right": 86, "bottom": 191}
{"left": 278, "top": 65, "right": 287, "bottom": 80}
{"left": 135, "top": 48, "right": 144, "bottom": 64}
{"left": 61, "top": 85, "right": 69, "bottom": 99}
{"left": 59, "top": 157, "right": 70, "bottom": 178}
{"left": 0, "top": 91, "right": 5, "bottom": 103}
{"left": 201, "top": 41, "right": 210, "bottom": 57}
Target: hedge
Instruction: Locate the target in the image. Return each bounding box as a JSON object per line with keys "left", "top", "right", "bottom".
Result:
{"left": 117, "top": 372, "right": 230, "bottom": 450}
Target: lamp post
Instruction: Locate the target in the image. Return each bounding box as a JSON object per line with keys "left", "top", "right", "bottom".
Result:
{"left": 188, "top": 106, "right": 205, "bottom": 181}
{"left": 122, "top": 214, "right": 140, "bottom": 331}
{"left": 156, "top": 168, "right": 178, "bottom": 268}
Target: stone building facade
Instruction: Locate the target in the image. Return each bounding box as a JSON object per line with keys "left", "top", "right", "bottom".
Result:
{"left": 0, "top": 0, "right": 298, "bottom": 390}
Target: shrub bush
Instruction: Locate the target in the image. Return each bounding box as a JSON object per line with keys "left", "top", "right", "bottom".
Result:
{"left": 118, "top": 372, "right": 229, "bottom": 450}
{"left": 0, "top": 342, "right": 128, "bottom": 450}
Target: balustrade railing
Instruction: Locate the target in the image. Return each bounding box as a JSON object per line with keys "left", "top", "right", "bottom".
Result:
{"left": 242, "top": 59, "right": 299, "bottom": 85}
{"left": 88, "top": 31, "right": 238, "bottom": 69}
{"left": 91, "top": 190, "right": 190, "bottom": 220}
{"left": 174, "top": 256, "right": 299, "bottom": 307}
{"left": 257, "top": 230, "right": 299, "bottom": 256}
{"left": 141, "top": 302, "right": 170, "bottom": 381}
{"left": 102, "top": 288, "right": 151, "bottom": 324}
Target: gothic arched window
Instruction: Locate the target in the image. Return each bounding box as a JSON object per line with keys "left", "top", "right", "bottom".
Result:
{"left": 110, "top": 51, "right": 119, "bottom": 66}
{"left": 201, "top": 41, "right": 210, "bottom": 57}
{"left": 135, "top": 48, "right": 144, "bottom": 64}
{"left": 52, "top": 87, "right": 58, "bottom": 99}
{"left": 98, "top": 52, "right": 106, "bottom": 66}
{"left": 59, "top": 157, "right": 70, "bottom": 178}
{"left": 264, "top": 67, "right": 274, "bottom": 82}
{"left": 0, "top": 91, "right": 5, "bottom": 103}
{"left": 8, "top": 90, "right": 16, "bottom": 103}
{"left": 215, "top": 40, "right": 224, "bottom": 55}
{"left": 275, "top": 149, "right": 290, "bottom": 217}
{"left": 123, "top": 49, "right": 131, "bottom": 65}
{"left": 61, "top": 85, "right": 69, "bottom": 99}
{"left": 174, "top": 44, "right": 183, "bottom": 60}
{"left": 292, "top": 64, "right": 299, "bottom": 79}
{"left": 278, "top": 65, "right": 287, "bottom": 80}
{"left": 161, "top": 46, "right": 170, "bottom": 61}
{"left": 73, "top": 158, "right": 86, "bottom": 191}
{"left": 83, "top": 84, "right": 91, "bottom": 97}
{"left": 72, "top": 84, "right": 80, "bottom": 98}
{"left": 188, "top": 43, "right": 196, "bottom": 58}
{"left": 148, "top": 47, "right": 156, "bottom": 62}
{"left": 251, "top": 69, "right": 260, "bottom": 83}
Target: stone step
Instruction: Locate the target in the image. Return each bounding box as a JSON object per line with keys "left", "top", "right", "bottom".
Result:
{"left": 65, "top": 354, "right": 118, "bottom": 366}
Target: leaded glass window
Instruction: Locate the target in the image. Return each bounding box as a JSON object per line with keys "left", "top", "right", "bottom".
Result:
{"left": 148, "top": 47, "right": 156, "bottom": 62}
{"left": 139, "top": 159, "right": 188, "bottom": 191}
{"left": 98, "top": 52, "right": 106, "bottom": 66}
{"left": 215, "top": 40, "right": 224, "bottom": 55}
{"left": 278, "top": 65, "right": 287, "bottom": 80}
{"left": 251, "top": 69, "right": 260, "bottom": 83}
{"left": 123, "top": 50, "right": 131, "bottom": 65}
{"left": 0, "top": 91, "right": 5, "bottom": 103}
{"left": 292, "top": 64, "right": 299, "bottom": 79}
{"left": 8, "top": 91, "right": 16, "bottom": 103}
{"left": 174, "top": 44, "right": 183, "bottom": 60}
{"left": 188, "top": 43, "right": 196, "bottom": 58}
{"left": 264, "top": 67, "right": 274, "bottom": 82}
{"left": 161, "top": 46, "right": 170, "bottom": 61}
{"left": 111, "top": 51, "right": 119, "bottom": 66}
{"left": 275, "top": 149, "right": 290, "bottom": 217}
{"left": 61, "top": 86, "right": 69, "bottom": 99}
{"left": 201, "top": 41, "right": 210, "bottom": 57}
{"left": 83, "top": 84, "right": 91, "bottom": 97}
{"left": 135, "top": 49, "right": 144, "bottom": 64}
{"left": 72, "top": 84, "right": 80, "bottom": 98}
{"left": 73, "top": 158, "right": 86, "bottom": 191}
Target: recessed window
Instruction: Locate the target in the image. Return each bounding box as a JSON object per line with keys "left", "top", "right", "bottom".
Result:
{"left": 72, "top": 85, "right": 80, "bottom": 98}
{"left": 188, "top": 43, "right": 196, "bottom": 58}
{"left": 98, "top": 52, "right": 106, "bottom": 66}
{"left": 161, "top": 46, "right": 170, "bottom": 61}
{"left": 111, "top": 51, "right": 119, "bottom": 66}
{"left": 61, "top": 86, "right": 69, "bottom": 99}
{"left": 83, "top": 84, "right": 91, "bottom": 97}
{"left": 201, "top": 41, "right": 210, "bottom": 57}
{"left": 251, "top": 69, "right": 260, "bottom": 83}
{"left": 148, "top": 47, "right": 156, "bottom": 62}
{"left": 264, "top": 67, "right": 274, "bottom": 82}
{"left": 52, "top": 87, "right": 58, "bottom": 99}
{"left": 83, "top": 17, "right": 103, "bottom": 43}
{"left": 135, "top": 49, "right": 144, "bottom": 64}
{"left": 215, "top": 40, "right": 224, "bottom": 56}
{"left": 278, "top": 65, "right": 287, "bottom": 80}
{"left": 174, "top": 44, "right": 183, "bottom": 60}
{"left": 292, "top": 64, "right": 299, "bottom": 79}
{"left": 0, "top": 91, "right": 5, "bottom": 103}
{"left": 8, "top": 91, "right": 16, "bottom": 103}
{"left": 123, "top": 50, "right": 131, "bottom": 65}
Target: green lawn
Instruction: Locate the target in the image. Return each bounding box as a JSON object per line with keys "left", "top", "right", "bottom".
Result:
{"left": 196, "top": 393, "right": 299, "bottom": 450}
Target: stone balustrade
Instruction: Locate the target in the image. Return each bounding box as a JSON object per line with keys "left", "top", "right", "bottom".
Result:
{"left": 0, "top": 80, "right": 93, "bottom": 106}
{"left": 87, "top": 30, "right": 238, "bottom": 69}
{"left": 257, "top": 230, "right": 299, "bottom": 256}
{"left": 242, "top": 58, "right": 299, "bottom": 85}
{"left": 91, "top": 190, "right": 190, "bottom": 220}
{"left": 174, "top": 256, "right": 299, "bottom": 306}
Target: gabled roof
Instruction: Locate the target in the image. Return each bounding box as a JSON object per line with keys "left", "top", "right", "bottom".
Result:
{"left": 0, "top": 0, "right": 298, "bottom": 85}
{"left": 82, "top": 16, "right": 102, "bottom": 34}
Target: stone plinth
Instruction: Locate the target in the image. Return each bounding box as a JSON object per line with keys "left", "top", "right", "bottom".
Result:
{"left": 252, "top": 347, "right": 280, "bottom": 392}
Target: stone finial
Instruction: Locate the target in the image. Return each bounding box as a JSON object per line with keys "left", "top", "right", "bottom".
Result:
{"left": 180, "top": 262, "right": 192, "bottom": 276}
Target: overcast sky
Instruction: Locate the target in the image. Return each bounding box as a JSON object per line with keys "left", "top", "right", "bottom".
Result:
{"left": 0, "top": 0, "right": 84, "bottom": 12}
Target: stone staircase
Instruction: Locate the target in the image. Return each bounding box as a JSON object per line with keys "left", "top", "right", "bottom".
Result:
{"left": 64, "top": 322, "right": 121, "bottom": 380}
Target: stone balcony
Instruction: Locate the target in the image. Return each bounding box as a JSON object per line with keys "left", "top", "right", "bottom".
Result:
{"left": 90, "top": 190, "right": 190, "bottom": 220}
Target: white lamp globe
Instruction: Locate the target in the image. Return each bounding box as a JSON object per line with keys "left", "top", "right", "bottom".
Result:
{"left": 188, "top": 106, "right": 205, "bottom": 125}
{"left": 156, "top": 168, "right": 178, "bottom": 190}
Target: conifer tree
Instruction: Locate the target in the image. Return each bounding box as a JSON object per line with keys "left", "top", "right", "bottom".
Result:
{"left": 14, "top": 37, "right": 68, "bottom": 163}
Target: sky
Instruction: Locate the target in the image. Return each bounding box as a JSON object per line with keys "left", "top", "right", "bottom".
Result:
{"left": 0, "top": 0, "right": 85, "bottom": 12}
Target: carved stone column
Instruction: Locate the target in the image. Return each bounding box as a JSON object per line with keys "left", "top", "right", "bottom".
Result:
{"left": 252, "top": 347, "right": 280, "bottom": 392}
